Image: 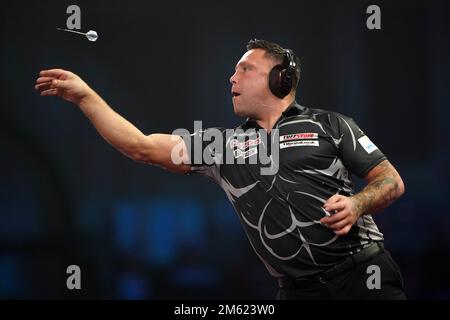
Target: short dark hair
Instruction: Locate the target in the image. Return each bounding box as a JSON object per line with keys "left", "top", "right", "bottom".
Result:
{"left": 246, "top": 39, "right": 301, "bottom": 93}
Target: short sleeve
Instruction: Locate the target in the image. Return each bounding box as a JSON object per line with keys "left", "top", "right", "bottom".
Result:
{"left": 335, "top": 114, "right": 387, "bottom": 178}
{"left": 179, "top": 127, "right": 226, "bottom": 183}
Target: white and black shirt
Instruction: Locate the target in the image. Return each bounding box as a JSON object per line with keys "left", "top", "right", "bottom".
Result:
{"left": 184, "top": 101, "right": 386, "bottom": 279}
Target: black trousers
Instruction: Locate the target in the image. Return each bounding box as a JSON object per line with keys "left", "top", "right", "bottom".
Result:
{"left": 276, "top": 244, "right": 406, "bottom": 300}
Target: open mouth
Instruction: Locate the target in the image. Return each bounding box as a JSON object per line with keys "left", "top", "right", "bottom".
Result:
{"left": 232, "top": 92, "right": 241, "bottom": 97}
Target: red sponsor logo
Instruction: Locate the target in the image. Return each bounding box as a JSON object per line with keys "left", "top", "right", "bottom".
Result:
{"left": 230, "top": 138, "right": 261, "bottom": 150}
{"left": 280, "top": 133, "right": 318, "bottom": 142}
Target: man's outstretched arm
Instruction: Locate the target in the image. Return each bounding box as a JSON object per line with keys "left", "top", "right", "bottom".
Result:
{"left": 35, "top": 69, "right": 190, "bottom": 174}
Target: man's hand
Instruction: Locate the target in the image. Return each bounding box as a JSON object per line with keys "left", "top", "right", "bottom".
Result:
{"left": 34, "top": 69, "right": 94, "bottom": 105}
{"left": 34, "top": 68, "right": 191, "bottom": 174}
{"left": 320, "top": 195, "right": 361, "bottom": 236}
{"left": 320, "top": 160, "right": 405, "bottom": 236}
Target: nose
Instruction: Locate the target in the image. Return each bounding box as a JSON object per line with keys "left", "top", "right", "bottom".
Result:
{"left": 229, "top": 71, "right": 237, "bottom": 85}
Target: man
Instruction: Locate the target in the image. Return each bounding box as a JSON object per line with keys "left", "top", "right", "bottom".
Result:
{"left": 35, "top": 39, "right": 405, "bottom": 299}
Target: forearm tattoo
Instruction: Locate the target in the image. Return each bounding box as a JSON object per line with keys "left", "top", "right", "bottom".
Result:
{"left": 351, "top": 161, "right": 401, "bottom": 216}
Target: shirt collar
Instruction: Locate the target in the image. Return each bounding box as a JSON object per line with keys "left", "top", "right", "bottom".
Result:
{"left": 241, "top": 100, "right": 305, "bottom": 130}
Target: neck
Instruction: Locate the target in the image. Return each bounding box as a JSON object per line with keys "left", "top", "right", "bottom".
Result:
{"left": 255, "top": 96, "right": 295, "bottom": 132}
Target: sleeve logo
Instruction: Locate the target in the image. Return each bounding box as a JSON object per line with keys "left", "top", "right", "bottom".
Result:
{"left": 358, "top": 135, "right": 378, "bottom": 154}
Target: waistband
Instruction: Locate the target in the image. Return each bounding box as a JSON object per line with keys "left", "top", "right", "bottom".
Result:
{"left": 278, "top": 241, "right": 385, "bottom": 288}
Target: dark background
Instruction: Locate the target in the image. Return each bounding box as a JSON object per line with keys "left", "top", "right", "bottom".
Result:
{"left": 1, "top": 0, "right": 449, "bottom": 299}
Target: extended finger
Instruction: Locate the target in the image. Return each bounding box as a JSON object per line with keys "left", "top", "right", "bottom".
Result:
{"left": 40, "top": 88, "right": 59, "bottom": 96}
{"left": 324, "top": 201, "right": 346, "bottom": 212}
{"left": 329, "top": 219, "right": 350, "bottom": 231}
{"left": 36, "top": 77, "right": 56, "bottom": 84}
{"left": 35, "top": 82, "right": 53, "bottom": 91}
{"left": 320, "top": 210, "right": 348, "bottom": 225}
{"left": 324, "top": 194, "right": 344, "bottom": 207}
{"left": 39, "top": 69, "right": 67, "bottom": 78}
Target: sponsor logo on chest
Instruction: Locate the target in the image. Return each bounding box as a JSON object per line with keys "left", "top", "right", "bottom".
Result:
{"left": 230, "top": 137, "right": 261, "bottom": 150}
{"left": 279, "top": 132, "right": 319, "bottom": 149}
{"left": 230, "top": 136, "right": 261, "bottom": 159}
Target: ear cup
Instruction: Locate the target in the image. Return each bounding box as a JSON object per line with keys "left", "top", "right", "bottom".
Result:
{"left": 269, "top": 65, "right": 292, "bottom": 98}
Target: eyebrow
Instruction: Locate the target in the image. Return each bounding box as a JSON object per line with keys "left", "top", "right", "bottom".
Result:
{"left": 235, "top": 61, "right": 256, "bottom": 71}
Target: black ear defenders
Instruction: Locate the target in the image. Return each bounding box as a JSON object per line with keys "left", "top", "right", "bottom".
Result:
{"left": 269, "top": 49, "right": 297, "bottom": 99}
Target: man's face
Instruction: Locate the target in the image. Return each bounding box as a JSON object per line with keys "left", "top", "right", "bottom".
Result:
{"left": 229, "top": 49, "right": 278, "bottom": 118}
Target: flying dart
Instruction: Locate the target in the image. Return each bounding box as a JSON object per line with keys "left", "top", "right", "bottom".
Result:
{"left": 56, "top": 28, "right": 98, "bottom": 42}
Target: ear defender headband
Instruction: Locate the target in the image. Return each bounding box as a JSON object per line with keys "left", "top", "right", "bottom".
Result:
{"left": 269, "top": 49, "right": 297, "bottom": 99}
